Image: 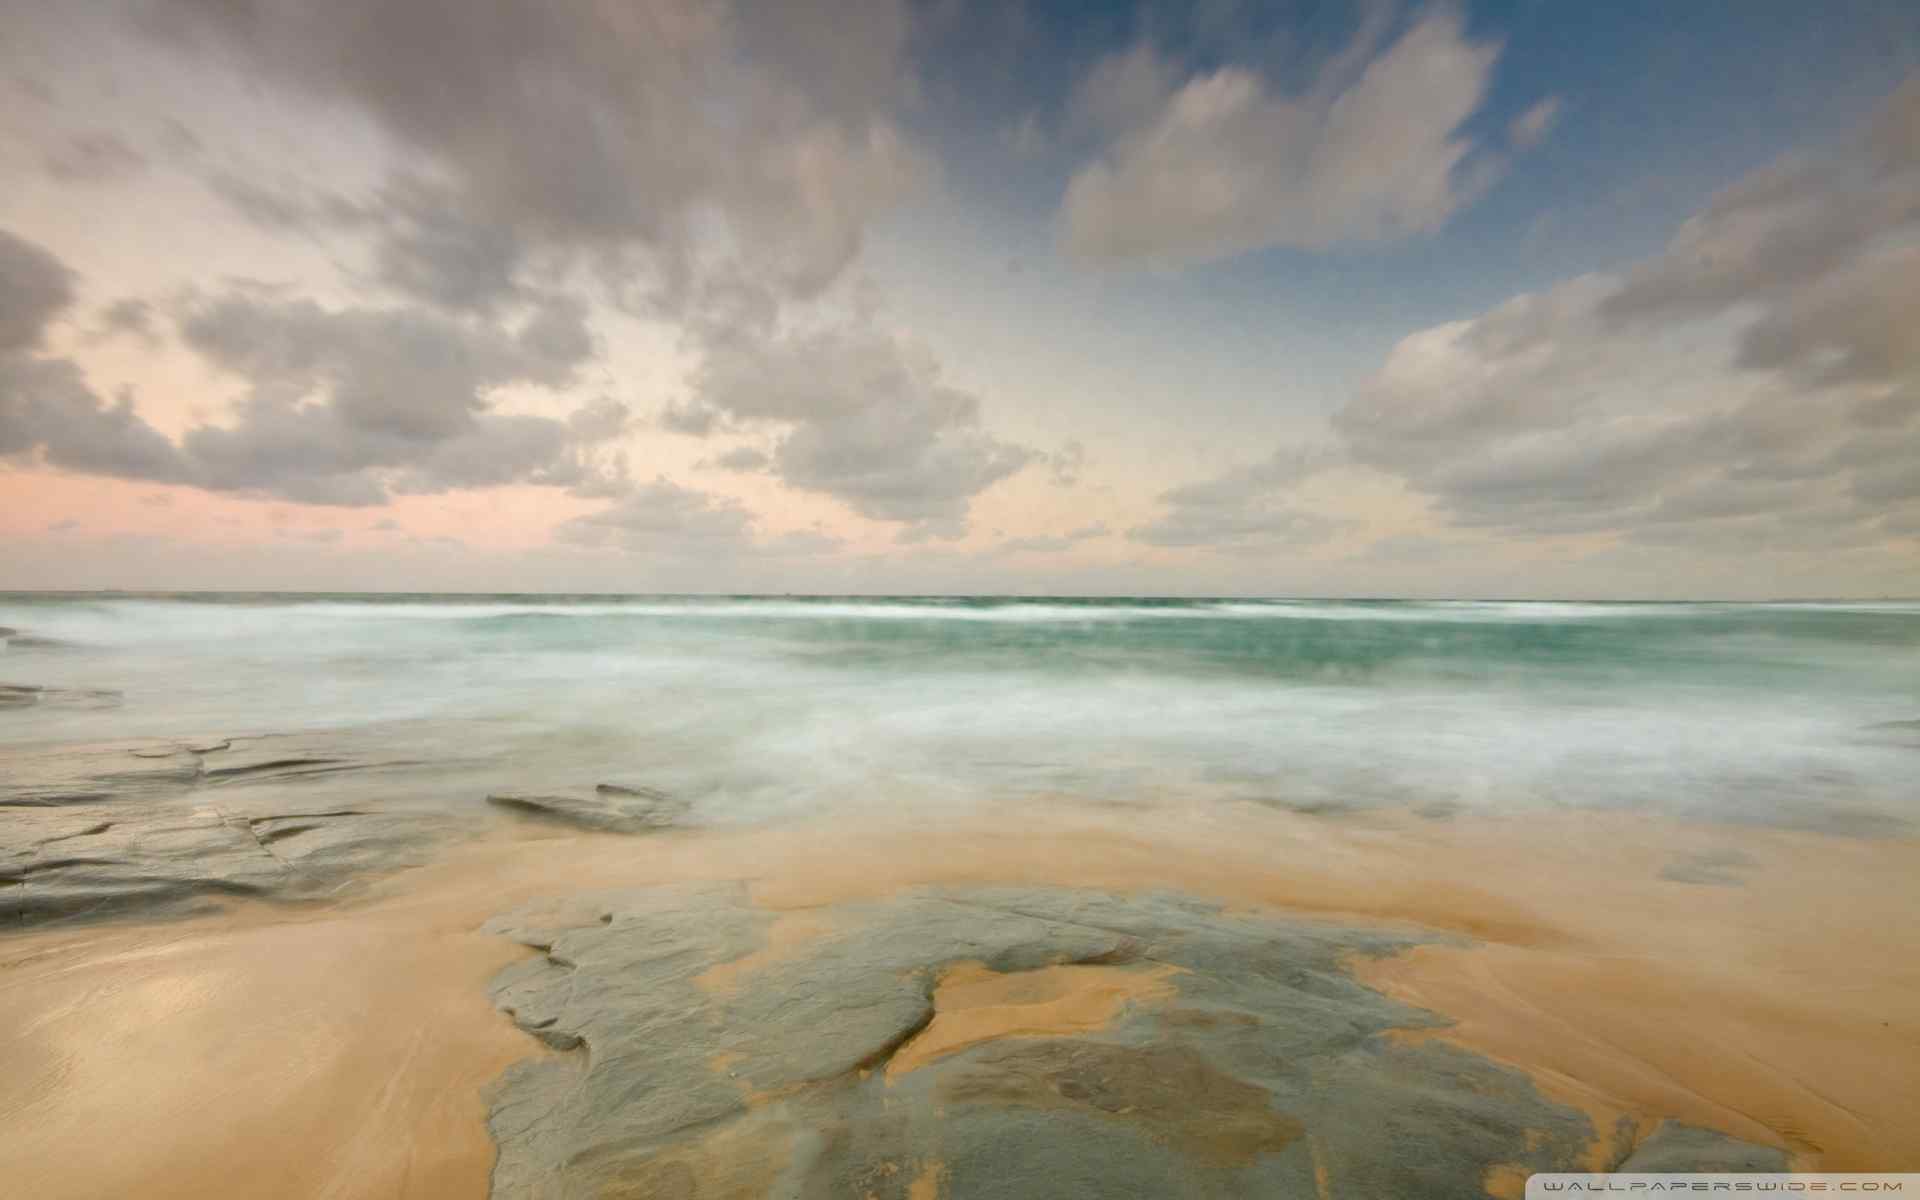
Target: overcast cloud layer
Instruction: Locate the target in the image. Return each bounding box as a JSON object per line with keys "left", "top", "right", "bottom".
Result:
{"left": 1, "top": 1, "right": 1917, "bottom": 595}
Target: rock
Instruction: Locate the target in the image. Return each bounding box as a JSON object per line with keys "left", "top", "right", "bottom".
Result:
{"left": 486, "top": 783, "right": 686, "bottom": 833}
{"left": 0, "top": 729, "right": 429, "bottom": 809}
{"left": 0, "top": 622, "right": 79, "bottom": 649}
{"left": 0, "top": 740, "right": 206, "bottom": 806}
{"left": 1617, "top": 1121, "right": 1790, "bottom": 1171}
{"left": 0, "top": 683, "right": 123, "bottom": 710}
{"left": 193, "top": 731, "right": 428, "bottom": 786}
{"left": 0, "top": 730, "right": 460, "bottom": 926}
{"left": 479, "top": 885, "right": 1786, "bottom": 1199}
{"left": 1, "top": 799, "right": 451, "bottom": 926}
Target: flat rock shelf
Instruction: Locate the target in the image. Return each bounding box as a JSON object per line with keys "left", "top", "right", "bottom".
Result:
{"left": 480, "top": 884, "right": 1785, "bottom": 1200}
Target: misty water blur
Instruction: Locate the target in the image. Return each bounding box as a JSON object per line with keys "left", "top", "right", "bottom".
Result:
{"left": 3, "top": 594, "right": 1916, "bottom": 834}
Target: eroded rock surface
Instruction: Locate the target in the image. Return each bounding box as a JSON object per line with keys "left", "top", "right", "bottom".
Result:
{"left": 1, "top": 635, "right": 78, "bottom": 650}
{"left": 482, "top": 886, "right": 1787, "bottom": 1199}
{"left": 1617, "top": 1122, "right": 1790, "bottom": 1172}
{"left": 1, "top": 732, "right": 456, "bottom": 926}
{"left": 487, "top": 783, "right": 687, "bottom": 833}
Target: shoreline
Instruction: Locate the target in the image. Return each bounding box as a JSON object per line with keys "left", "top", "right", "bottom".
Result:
{"left": 4, "top": 803, "right": 1917, "bottom": 1196}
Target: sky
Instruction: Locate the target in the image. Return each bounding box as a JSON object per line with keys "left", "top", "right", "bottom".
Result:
{"left": 2, "top": 0, "right": 1918, "bottom": 598}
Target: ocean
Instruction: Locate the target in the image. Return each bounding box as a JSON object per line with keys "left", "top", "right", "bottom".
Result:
{"left": 3, "top": 593, "right": 1916, "bottom": 835}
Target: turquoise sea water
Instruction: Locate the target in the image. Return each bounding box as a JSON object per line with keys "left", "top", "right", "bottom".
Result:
{"left": 3, "top": 594, "right": 1917, "bottom": 832}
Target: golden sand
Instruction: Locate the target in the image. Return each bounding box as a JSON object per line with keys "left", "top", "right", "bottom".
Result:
{"left": 0, "top": 879, "right": 536, "bottom": 1199}
{"left": 2, "top": 800, "right": 1916, "bottom": 1198}
{"left": 884, "top": 959, "right": 1183, "bottom": 1079}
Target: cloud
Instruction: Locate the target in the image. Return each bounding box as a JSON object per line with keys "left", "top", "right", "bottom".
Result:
{"left": 369, "top": 178, "right": 525, "bottom": 313}
{"left": 0, "top": 229, "right": 75, "bottom": 352}
{"left": 202, "top": 170, "right": 346, "bottom": 232}
{"left": 708, "top": 446, "right": 771, "bottom": 472}
{"left": 1330, "top": 78, "right": 1920, "bottom": 548}
{"left": 1061, "top": 7, "right": 1506, "bottom": 266}
{"left": 2, "top": 238, "right": 191, "bottom": 481}
{"left": 3, "top": 232, "right": 635, "bottom": 506}
{"left": 95, "top": 298, "right": 159, "bottom": 344}
{"left": 761, "top": 528, "right": 846, "bottom": 557}
{"left": 556, "top": 477, "right": 795, "bottom": 560}
{"left": 991, "top": 521, "right": 1110, "bottom": 555}
{"left": 1507, "top": 97, "right": 1560, "bottom": 150}
{"left": 1129, "top": 445, "right": 1347, "bottom": 548}
{"left": 659, "top": 400, "right": 722, "bottom": 437}
{"left": 144, "top": 0, "right": 931, "bottom": 307}
{"left": 0, "top": 356, "right": 191, "bottom": 482}
{"left": 171, "top": 289, "right": 629, "bottom": 504}
{"left": 552, "top": 484, "right": 851, "bottom": 581}
{"left": 1066, "top": 42, "right": 1177, "bottom": 139}
{"left": 688, "top": 309, "right": 1034, "bottom": 539}
{"left": 274, "top": 525, "right": 342, "bottom": 544}
{"left": 43, "top": 130, "right": 150, "bottom": 183}
{"left": 1046, "top": 439, "right": 1087, "bottom": 486}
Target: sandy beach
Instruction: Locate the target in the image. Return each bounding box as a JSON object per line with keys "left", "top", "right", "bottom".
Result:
{"left": 5, "top": 800, "right": 1917, "bottom": 1198}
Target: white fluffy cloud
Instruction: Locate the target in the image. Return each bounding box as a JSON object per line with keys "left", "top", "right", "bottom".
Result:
{"left": 1062, "top": 7, "right": 1517, "bottom": 265}
{"left": 1332, "top": 79, "right": 1920, "bottom": 550}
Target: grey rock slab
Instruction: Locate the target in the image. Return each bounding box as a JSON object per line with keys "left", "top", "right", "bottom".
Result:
{"left": 1, "top": 636, "right": 80, "bottom": 650}
{"left": 0, "top": 683, "right": 123, "bottom": 710}
{"left": 0, "top": 739, "right": 207, "bottom": 807}
{"left": 486, "top": 783, "right": 687, "bottom": 833}
{"left": 0, "top": 729, "right": 431, "bottom": 810}
{"left": 197, "top": 731, "right": 428, "bottom": 787}
{"left": 479, "top": 885, "right": 1793, "bottom": 1199}
{"left": 1, "top": 798, "right": 453, "bottom": 927}
{"left": 0, "top": 728, "right": 463, "bottom": 927}
{"left": 1616, "top": 1121, "right": 1792, "bottom": 1172}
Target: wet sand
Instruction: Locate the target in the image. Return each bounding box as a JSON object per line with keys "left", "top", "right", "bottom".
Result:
{"left": 2, "top": 801, "right": 1917, "bottom": 1197}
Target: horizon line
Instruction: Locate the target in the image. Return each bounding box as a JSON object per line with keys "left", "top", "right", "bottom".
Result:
{"left": 3, "top": 589, "right": 1917, "bottom": 605}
